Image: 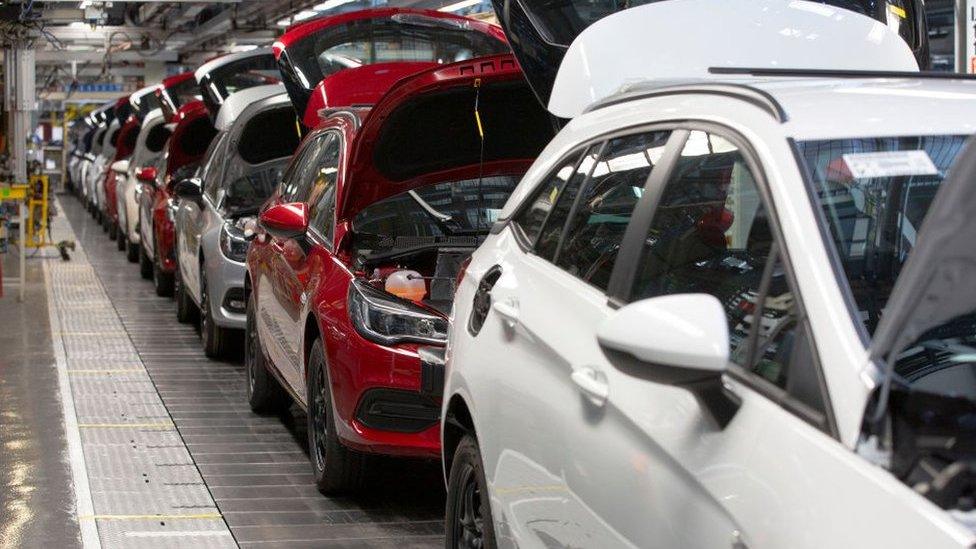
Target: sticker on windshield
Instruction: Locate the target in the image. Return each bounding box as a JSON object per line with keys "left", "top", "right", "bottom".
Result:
{"left": 841, "top": 151, "right": 938, "bottom": 179}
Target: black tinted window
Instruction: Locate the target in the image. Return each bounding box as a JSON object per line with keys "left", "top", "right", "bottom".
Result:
{"left": 554, "top": 131, "right": 670, "bottom": 290}
{"left": 280, "top": 134, "right": 328, "bottom": 202}
{"left": 534, "top": 145, "right": 600, "bottom": 260}
{"left": 514, "top": 150, "right": 583, "bottom": 244}
{"left": 308, "top": 134, "right": 341, "bottom": 241}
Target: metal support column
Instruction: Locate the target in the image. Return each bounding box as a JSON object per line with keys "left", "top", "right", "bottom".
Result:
{"left": 3, "top": 46, "right": 35, "bottom": 184}
{"left": 958, "top": 0, "right": 974, "bottom": 73}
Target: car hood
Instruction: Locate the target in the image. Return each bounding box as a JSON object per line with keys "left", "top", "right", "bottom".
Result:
{"left": 869, "top": 139, "right": 976, "bottom": 365}
{"left": 338, "top": 53, "right": 553, "bottom": 221}
{"left": 272, "top": 8, "right": 508, "bottom": 128}
{"left": 194, "top": 48, "right": 280, "bottom": 120}
{"left": 157, "top": 71, "right": 196, "bottom": 120}
{"left": 494, "top": 0, "right": 918, "bottom": 119}
{"left": 165, "top": 100, "right": 217, "bottom": 178}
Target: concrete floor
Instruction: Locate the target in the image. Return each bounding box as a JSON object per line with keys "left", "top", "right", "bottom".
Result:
{"left": 0, "top": 195, "right": 446, "bottom": 548}
{"left": 0, "top": 254, "right": 82, "bottom": 548}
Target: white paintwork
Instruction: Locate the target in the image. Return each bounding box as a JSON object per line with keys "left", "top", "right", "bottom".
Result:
{"left": 111, "top": 159, "right": 129, "bottom": 174}
{"left": 214, "top": 84, "right": 286, "bottom": 131}
{"left": 194, "top": 47, "right": 274, "bottom": 85}
{"left": 446, "top": 61, "right": 976, "bottom": 549}
{"left": 129, "top": 83, "right": 160, "bottom": 109}
{"left": 118, "top": 109, "right": 167, "bottom": 247}
{"left": 548, "top": 0, "right": 918, "bottom": 118}
{"left": 597, "top": 294, "right": 729, "bottom": 372}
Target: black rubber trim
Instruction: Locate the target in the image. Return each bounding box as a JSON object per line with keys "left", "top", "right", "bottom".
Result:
{"left": 354, "top": 388, "right": 440, "bottom": 433}
{"left": 418, "top": 346, "right": 446, "bottom": 398}
{"left": 585, "top": 83, "right": 788, "bottom": 123}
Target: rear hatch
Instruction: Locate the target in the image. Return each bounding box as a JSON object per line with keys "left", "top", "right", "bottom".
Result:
{"left": 157, "top": 72, "right": 200, "bottom": 120}
{"left": 194, "top": 48, "right": 280, "bottom": 119}
{"left": 272, "top": 8, "right": 509, "bottom": 127}
{"left": 492, "top": 0, "right": 922, "bottom": 115}
{"left": 129, "top": 84, "right": 162, "bottom": 122}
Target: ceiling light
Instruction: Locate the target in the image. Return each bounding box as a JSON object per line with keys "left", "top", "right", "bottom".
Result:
{"left": 79, "top": 0, "right": 92, "bottom": 8}
{"left": 438, "top": 0, "right": 481, "bottom": 12}
{"left": 293, "top": 10, "right": 318, "bottom": 21}
{"left": 312, "top": 0, "right": 356, "bottom": 11}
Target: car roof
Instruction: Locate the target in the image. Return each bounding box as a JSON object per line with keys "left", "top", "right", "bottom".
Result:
{"left": 593, "top": 76, "right": 976, "bottom": 141}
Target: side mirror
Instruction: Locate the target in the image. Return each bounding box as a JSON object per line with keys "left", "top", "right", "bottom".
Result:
{"left": 173, "top": 177, "right": 203, "bottom": 204}
{"left": 111, "top": 159, "right": 129, "bottom": 174}
{"left": 597, "top": 294, "right": 739, "bottom": 427}
{"left": 259, "top": 202, "right": 308, "bottom": 240}
{"left": 136, "top": 166, "right": 157, "bottom": 184}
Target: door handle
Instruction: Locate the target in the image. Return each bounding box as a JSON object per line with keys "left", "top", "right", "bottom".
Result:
{"left": 571, "top": 367, "right": 609, "bottom": 406}
{"left": 492, "top": 299, "right": 519, "bottom": 327}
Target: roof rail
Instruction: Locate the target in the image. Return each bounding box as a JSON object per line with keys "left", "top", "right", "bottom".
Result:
{"left": 585, "top": 82, "right": 788, "bottom": 123}
{"left": 709, "top": 67, "right": 976, "bottom": 80}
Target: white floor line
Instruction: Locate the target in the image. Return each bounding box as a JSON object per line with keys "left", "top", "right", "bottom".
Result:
{"left": 45, "top": 259, "right": 103, "bottom": 549}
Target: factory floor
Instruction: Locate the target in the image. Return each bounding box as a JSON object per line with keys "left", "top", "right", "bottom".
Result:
{"left": 0, "top": 194, "right": 444, "bottom": 548}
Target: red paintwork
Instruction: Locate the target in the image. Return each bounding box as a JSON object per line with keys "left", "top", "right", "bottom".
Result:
{"left": 150, "top": 100, "right": 216, "bottom": 274}
{"left": 303, "top": 62, "right": 439, "bottom": 128}
{"left": 247, "top": 56, "right": 537, "bottom": 460}
{"left": 259, "top": 202, "right": 308, "bottom": 237}
{"left": 103, "top": 116, "right": 141, "bottom": 226}
{"left": 272, "top": 8, "right": 507, "bottom": 53}
{"left": 136, "top": 166, "right": 157, "bottom": 183}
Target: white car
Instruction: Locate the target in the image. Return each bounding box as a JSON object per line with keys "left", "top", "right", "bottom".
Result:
{"left": 114, "top": 108, "right": 171, "bottom": 262}
{"left": 442, "top": 1, "right": 976, "bottom": 548}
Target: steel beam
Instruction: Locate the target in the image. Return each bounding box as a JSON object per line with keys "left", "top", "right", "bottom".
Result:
{"left": 3, "top": 47, "right": 35, "bottom": 184}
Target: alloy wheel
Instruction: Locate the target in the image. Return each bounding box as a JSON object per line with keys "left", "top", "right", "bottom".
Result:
{"left": 311, "top": 363, "right": 329, "bottom": 473}
{"left": 454, "top": 463, "right": 485, "bottom": 549}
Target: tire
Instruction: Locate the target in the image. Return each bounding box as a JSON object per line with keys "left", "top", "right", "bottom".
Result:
{"left": 200, "top": 274, "right": 227, "bottom": 358}
{"left": 245, "top": 296, "right": 289, "bottom": 413}
{"left": 307, "top": 339, "right": 366, "bottom": 495}
{"left": 139, "top": 244, "right": 153, "bottom": 279}
{"left": 446, "top": 435, "right": 497, "bottom": 549}
{"left": 175, "top": 273, "right": 199, "bottom": 324}
{"left": 153, "top": 247, "right": 175, "bottom": 297}
{"left": 108, "top": 222, "right": 118, "bottom": 242}
{"left": 126, "top": 241, "right": 139, "bottom": 263}
{"left": 116, "top": 228, "right": 126, "bottom": 251}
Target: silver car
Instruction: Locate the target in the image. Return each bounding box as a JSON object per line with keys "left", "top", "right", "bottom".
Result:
{"left": 116, "top": 108, "right": 171, "bottom": 262}
{"left": 173, "top": 85, "right": 299, "bottom": 358}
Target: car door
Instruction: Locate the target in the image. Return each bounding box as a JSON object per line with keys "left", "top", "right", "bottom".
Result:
{"left": 257, "top": 132, "right": 333, "bottom": 395}
{"left": 179, "top": 133, "right": 229, "bottom": 304}
{"left": 508, "top": 127, "right": 844, "bottom": 548}
{"left": 479, "top": 129, "right": 686, "bottom": 547}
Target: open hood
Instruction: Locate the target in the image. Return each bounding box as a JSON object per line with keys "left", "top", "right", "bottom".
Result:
{"left": 272, "top": 8, "right": 509, "bottom": 128}
{"left": 494, "top": 0, "right": 918, "bottom": 118}
{"left": 194, "top": 48, "right": 280, "bottom": 120}
{"left": 869, "top": 139, "right": 976, "bottom": 366}
{"left": 129, "top": 84, "right": 162, "bottom": 122}
{"left": 165, "top": 100, "right": 217, "bottom": 178}
{"left": 339, "top": 53, "right": 554, "bottom": 221}
{"left": 157, "top": 72, "right": 199, "bottom": 121}
{"left": 214, "top": 84, "right": 286, "bottom": 132}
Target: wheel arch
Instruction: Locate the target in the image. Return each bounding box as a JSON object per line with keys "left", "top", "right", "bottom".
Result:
{"left": 443, "top": 393, "right": 476, "bottom": 483}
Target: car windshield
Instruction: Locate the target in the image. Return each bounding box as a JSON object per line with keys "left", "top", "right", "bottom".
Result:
{"left": 352, "top": 175, "right": 519, "bottom": 253}
{"left": 799, "top": 134, "right": 975, "bottom": 395}
{"left": 282, "top": 17, "right": 508, "bottom": 91}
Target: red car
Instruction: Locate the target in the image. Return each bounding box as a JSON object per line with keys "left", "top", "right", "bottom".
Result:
{"left": 246, "top": 9, "right": 553, "bottom": 494}
{"left": 103, "top": 114, "right": 139, "bottom": 245}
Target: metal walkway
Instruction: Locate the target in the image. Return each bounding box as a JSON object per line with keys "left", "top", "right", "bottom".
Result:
{"left": 56, "top": 195, "right": 445, "bottom": 548}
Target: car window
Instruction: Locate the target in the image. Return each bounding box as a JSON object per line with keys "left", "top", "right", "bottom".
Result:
{"left": 553, "top": 131, "right": 671, "bottom": 291}
{"left": 534, "top": 144, "right": 602, "bottom": 260}
{"left": 513, "top": 149, "right": 584, "bottom": 245}
{"left": 630, "top": 130, "right": 810, "bottom": 400}
{"left": 280, "top": 134, "right": 327, "bottom": 203}
{"left": 201, "top": 133, "right": 230, "bottom": 202}
{"left": 307, "top": 133, "right": 341, "bottom": 243}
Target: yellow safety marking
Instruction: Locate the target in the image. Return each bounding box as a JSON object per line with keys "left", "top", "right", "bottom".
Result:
{"left": 77, "top": 423, "right": 174, "bottom": 429}
{"left": 79, "top": 513, "right": 223, "bottom": 521}
{"left": 68, "top": 369, "right": 145, "bottom": 374}
{"left": 887, "top": 3, "right": 906, "bottom": 18}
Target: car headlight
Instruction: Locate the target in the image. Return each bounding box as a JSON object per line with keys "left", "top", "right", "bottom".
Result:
{"left": 219, "top": 221, "right": 249, "bottom": 263}
{"left": 348, "top": 279, "right": 447, "bottom": 345}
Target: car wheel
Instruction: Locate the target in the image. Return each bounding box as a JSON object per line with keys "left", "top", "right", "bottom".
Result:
{"left": 446, "top": 435, "right": 497, "bottom": 549}
{"left": 126, "top": 241, "right": 139, "bottom": 263}
{"left": 152, "top": 247, "right": 174, "bottom": 297}
{"left": 200, "top": 275, "right": 227, "bottom": 358}
{"left": 108, "top": 222, "right": 117, "bottom": 241}
{"left": 116, "top": 227, "right": 126, "bottom": 251}
{"left": 307, "top": 338, "right": 366, "bottom": 495}
{"left": 139, "top": 244, "right": 153, "bottom": 279}
{"left": 245, "top": 297, "right": 289, "bottom": 413}
{"left": 175, "top": 272, "right": 198, "bottom": 324}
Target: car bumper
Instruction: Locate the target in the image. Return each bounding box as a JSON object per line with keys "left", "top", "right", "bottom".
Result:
{"left": 206, "top": 254, "right": 247, "bottom": 330}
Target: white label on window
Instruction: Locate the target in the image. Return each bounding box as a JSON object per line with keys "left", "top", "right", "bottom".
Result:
{"left": 841, "top": 151, "right": 938, "bottom": 179}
